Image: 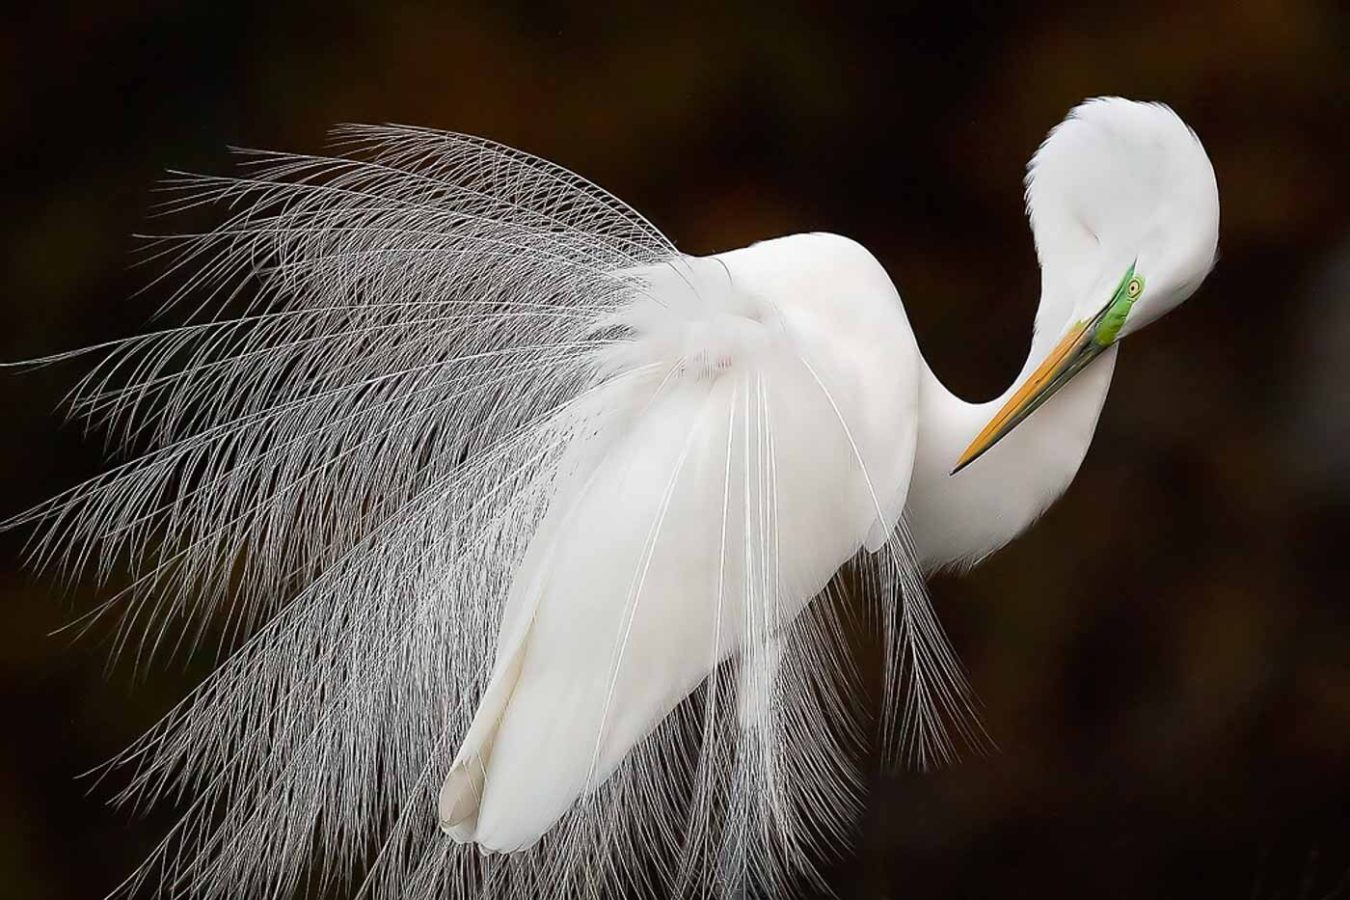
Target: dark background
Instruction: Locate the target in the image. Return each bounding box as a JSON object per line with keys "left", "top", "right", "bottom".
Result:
{"left": 2, "top": 2, "right": 1348, "bottom": 898}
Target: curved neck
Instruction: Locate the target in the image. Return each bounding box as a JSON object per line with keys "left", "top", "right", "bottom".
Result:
{"left": 904, "top": 320, "right": 1118, "bottom": 572}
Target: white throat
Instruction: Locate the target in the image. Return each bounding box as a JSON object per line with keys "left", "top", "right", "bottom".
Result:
{"left": 904, "top": 323, "right": 1118, "bottom": 572}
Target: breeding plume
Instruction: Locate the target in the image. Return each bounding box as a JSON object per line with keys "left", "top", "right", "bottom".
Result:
{"left": 12, "top": 97, "right": 1218, "bottom": 898}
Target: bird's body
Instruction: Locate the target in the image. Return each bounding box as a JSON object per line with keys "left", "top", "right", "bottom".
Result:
{"left": 12, "top": 97, "right": 1218, "bottom": 898}
{"left": 440, "top": 234, "right": 923, "bottom": 850}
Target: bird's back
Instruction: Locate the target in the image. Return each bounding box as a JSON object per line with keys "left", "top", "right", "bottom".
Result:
{"left": 440, "top": 233, "right": 924, "bottom": 851}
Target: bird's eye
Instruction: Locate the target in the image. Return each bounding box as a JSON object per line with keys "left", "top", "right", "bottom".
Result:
{"left": 1126, "top": 276, "right": 1143, "bottom": 299}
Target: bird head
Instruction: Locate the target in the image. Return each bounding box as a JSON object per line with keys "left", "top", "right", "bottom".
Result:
{"left": 953, "top": 97, "right": 1219, "bottom": 473}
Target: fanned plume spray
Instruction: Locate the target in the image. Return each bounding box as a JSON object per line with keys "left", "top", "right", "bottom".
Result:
{"left": 6, "top": 125, "right": 982, "bottom": 899}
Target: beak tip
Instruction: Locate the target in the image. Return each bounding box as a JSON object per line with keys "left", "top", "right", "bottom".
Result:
{"left": 947, "top": 315, "right": 1104, "bottom": 479}
{"left": 950, "top": 433, "right": 991, "bottom": 474}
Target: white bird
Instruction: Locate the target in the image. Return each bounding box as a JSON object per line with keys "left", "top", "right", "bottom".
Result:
{"left": 12, "top": 96, "right": 1218, "bottom": 899}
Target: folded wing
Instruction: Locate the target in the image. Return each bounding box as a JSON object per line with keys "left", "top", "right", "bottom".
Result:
{"left": 441, "top": 237, "right": 924, "bottom": 853}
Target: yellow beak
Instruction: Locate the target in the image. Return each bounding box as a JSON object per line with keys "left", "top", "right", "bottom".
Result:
{"left": 951, "top": 316, "right": 1108, "bottom": 475}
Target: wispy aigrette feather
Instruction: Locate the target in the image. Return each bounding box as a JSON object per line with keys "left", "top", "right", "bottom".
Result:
{"left": 8, "top": 124, "right": 984, "bottom": 899}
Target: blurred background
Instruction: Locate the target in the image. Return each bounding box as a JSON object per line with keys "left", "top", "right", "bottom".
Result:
{"left": 2, "top": 2, "right": 1347, "bottom": 898}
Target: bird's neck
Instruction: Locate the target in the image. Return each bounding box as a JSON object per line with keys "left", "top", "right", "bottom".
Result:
{"left": 904, "top": 317, "right": 1118, "bottom": 571}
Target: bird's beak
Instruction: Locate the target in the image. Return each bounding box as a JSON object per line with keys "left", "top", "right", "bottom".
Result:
{"left": 951, "top": 301, "right": 1119, "bottom": 475}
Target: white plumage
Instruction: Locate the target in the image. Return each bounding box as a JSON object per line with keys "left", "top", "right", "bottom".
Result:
{"left": 439, "top": 236, "right": 921, "bottom": 852}
{"left": 9, "top": 97, "right": 1218, "bottom": 899}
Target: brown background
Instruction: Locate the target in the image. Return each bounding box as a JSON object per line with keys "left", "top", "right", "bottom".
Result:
{"left": 2, "top": 2, "right": 1348, "bottom": 898}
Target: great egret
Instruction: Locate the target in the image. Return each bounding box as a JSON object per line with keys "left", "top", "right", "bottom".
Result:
{"left": 12, "top": 96, "right": 1218, "bottom": 898}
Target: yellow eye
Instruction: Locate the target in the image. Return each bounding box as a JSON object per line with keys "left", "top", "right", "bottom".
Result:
{"left": 1126, "top": 276, "right": 1143, "bottom": 299}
